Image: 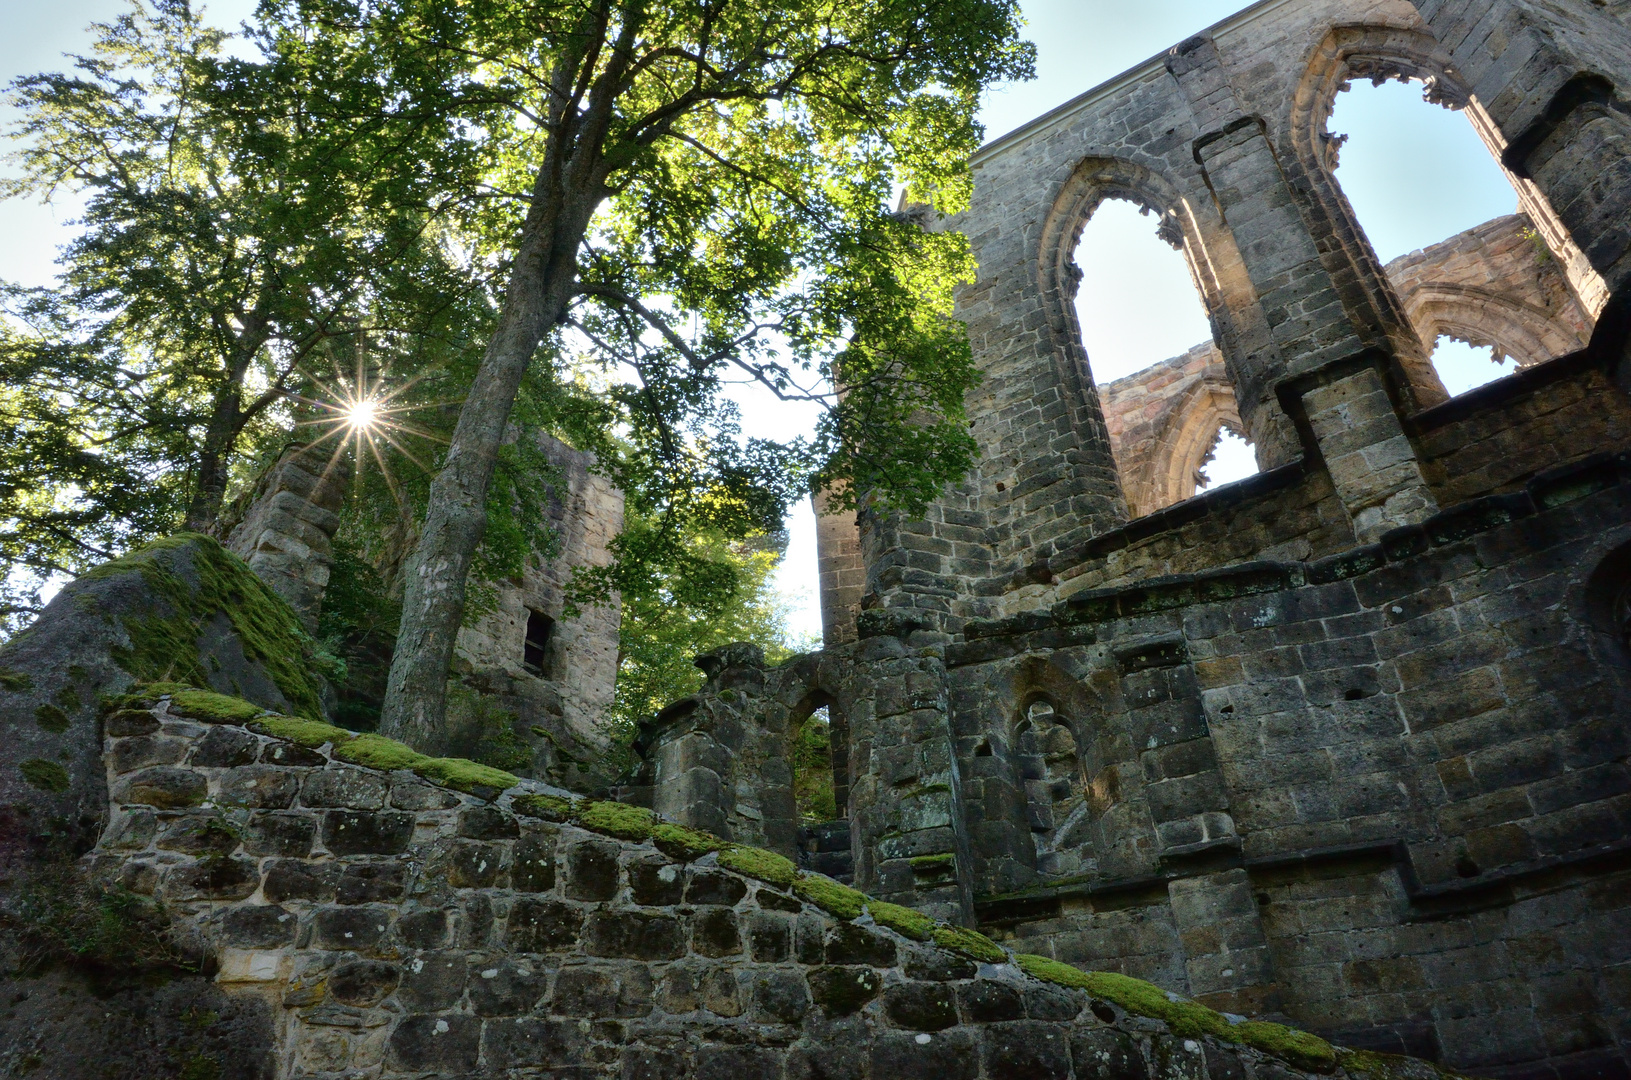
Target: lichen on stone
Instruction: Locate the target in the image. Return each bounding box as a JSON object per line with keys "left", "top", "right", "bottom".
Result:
{"left": 650, "top": 822, "right": 726, "bottom": 861}
{"left": 577, "top": 800, "right": 656, "bottom": 840}
{"left": 512, "top": 793, "right": 575, "bottom": 822}
{"left": 866, "top": 900, "right": 936, "bottom": 941}
{"left": 793, "top": 874, "right": 868, "bottom": 919}
{"left": 252, "top": 716, "right": 355, "bottom": 749}
{"left": 167, "top": 688, "right": 267, "bottom": 724}
{"left": 717, "top": 845, "right": 798, "bottom": 888}
{"left": 20, "top": 759, "right": 71, "bottom": 792}
{"left": 932, "top": 924, "right": 1007, "bottom": 964}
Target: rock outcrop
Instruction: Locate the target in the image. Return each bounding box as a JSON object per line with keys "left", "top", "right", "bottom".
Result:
{"left": 0, "top": 534, "right": 327, "bottom": 862}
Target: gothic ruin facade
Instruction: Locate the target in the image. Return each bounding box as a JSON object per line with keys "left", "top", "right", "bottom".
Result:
{"left": 642, "top": 0, "right": 1631, "bottom": 1077}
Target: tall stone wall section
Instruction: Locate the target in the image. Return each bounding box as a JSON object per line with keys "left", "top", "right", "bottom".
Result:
{"left": 451, "top": 433, "right": 624, "bottom": 778}
{"left": 38, "top": 693, "right": 1405, "bottom": 1080}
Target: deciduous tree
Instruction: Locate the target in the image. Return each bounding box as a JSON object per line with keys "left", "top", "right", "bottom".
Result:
{"left": 259, "top": 0, "right": 1033, "bottom": 749}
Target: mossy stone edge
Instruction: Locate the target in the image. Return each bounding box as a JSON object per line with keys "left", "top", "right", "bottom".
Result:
{"left": 110, "top": 684, "right": 1359, "bottom": 1076}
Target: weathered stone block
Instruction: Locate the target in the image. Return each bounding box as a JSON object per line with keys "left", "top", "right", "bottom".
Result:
{"left": 300, "top": 769, "right": 387, "bottom": 809}
{"left": 311, "top": 905, "right": 392, "bottom": 951}
{"left": 242, "top": 811, "right": 314, "bottom": 857}
{"left": 564, "top": 840, "right": 621, "bottom": 901}
{"left": 884, "top": 981, "right": 959, "bottom": 1031}
{"left": 552, "top": 963, "right": 654, "bottom": 1017}
{"left": 481, "top": 1017, "right": 585, "bottom": 1068}
{"left": 585, "top": 910, "right": 684, "bottom": 960}
{"left": 511, "top": 831, "right": 557, "bottom": 892}
{"left": 328, "top": 959, "right": 400, "bottom": 1006}
{"left": 214, "top": 765, "right": 300, "bottom": 809}
{"left": 468, "top": 958, "right": 549, "bottom": 1016}
{"left": 321, "top": 810, "right": 414, "bottom": 855}
{"left": 396, "top": 950, "right": 468, "bottom": 1009}
{"left": 505, "top": 898, "right": 583, "bottom": 952}
{"left": 385, "top": 1014, "right": 480, "bottom": 1073}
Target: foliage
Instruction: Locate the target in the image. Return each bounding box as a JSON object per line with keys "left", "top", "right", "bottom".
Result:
{"left": 443, "top": 681, "right": 533, "bottom": 773}
{"left": 0, "top": 0, "right": 499, "bottom": 635}
{"left": 791, "top": 708, "right": 838, "bottom": 822}
{"left": 602, "top": 521, "right": 811, "bottom": 779}
{"left": 249, "top": 0, "right": 1032, "bottom": 740}
{"left": 3, "top": 862, "right": 192, "bottom": 976}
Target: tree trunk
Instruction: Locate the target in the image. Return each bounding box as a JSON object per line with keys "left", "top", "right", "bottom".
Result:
{"left": 183, "top": 385, "right": 243, "bottom": 533}
{"left": 378, "top": 187, "right": 601, "bottom": 752}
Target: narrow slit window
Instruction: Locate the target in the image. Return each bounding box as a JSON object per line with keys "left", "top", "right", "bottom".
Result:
{"left": 524, "top": 611, "right": 554, "bottom": 676}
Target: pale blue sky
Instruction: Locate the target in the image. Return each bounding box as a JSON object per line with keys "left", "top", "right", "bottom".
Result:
{"left": 0, "top": 1, "right": 1529, "bottom": 642}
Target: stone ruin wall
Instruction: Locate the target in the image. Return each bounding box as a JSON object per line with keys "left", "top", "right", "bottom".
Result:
{"left": 1090, "top": 213, "right": 1597, "bottom": 521}
{"left": 454, "top": 433, "right": 625, "bottom": 775}
{"left": 768, "top": 0, "right": 1631, "bottom": 1076}
{"left": 2, "top": 691, "right": 1394, "bottom": 1080}
{"left": 222, "top": 431, "right": 623, "bottom": 784}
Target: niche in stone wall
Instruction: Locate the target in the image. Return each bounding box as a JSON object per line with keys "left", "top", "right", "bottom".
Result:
{"left": 523, "top": 609, "right": 554, "bottom": 677}
{"left": 1015, "top": 697, "right": 1089, "bottom": 878}
{"left": 1582, "top": 540, "right": 1631, "bottom": 666}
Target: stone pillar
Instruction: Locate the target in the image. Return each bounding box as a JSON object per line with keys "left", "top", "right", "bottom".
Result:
{"left": 813, "top": 487, "right": 865, "bottom": 647}
{"left": 224, "top": 442, "right": 350, "bottom": 631}
{"left": 1165, "top": 37, "right": 1439, "bottom": 541}
{"left": 844, "top": 613, "right": 973, "bottom": 924}
{"left": 1300, "top": 366, "right": 1438, "bottom": 542}
{"left": 647, "top": 645, "right": 800, "bottom": 859}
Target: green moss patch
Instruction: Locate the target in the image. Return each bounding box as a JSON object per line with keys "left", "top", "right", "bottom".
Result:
{"left": 334, "top": 733, "right": 429, "bottom": 772}
{"left": 866, "top": 900, "right": 936, "bottom": 941}
{"left": 933, "top": 924, "right": 1007, "bottom": 964}
{"left": 512, "top": 793, "right": 575, "bottom": 822}
{"left": 1012, "top": 954, "right": 1335, "bottom": 1070}
{"left": 167, "top": 688, "right": 267, "bottom": 724}
{"left": 91, "top": 534, "right": 326, "bottom": 718}
{"left": 1337, "top": 1049, "right": 1466, "bottom": 1080}
{"left": 252, "top": 716, "right": 355, "bottom": 749}
{"left": 578, "top": 801, "right": 655, "bottom": 841}
{"left": 1235, "top": 1021, "right": 1336, "bottom": 1072}
{"left": 793, "top": 874, "right": 868, "bottom": 919}
{"left": 415, "top": 756, "right": 518, "bottom": 795}
{"left": 717, "top": 845, "right": 798, "bottom": 888}
{"left": 650, "top": 822, "right": 726, "bottom": 861}
{"left": 20, "top": 759, "right": 71, "bottom": 793}
{"left": 34, "top": 704, "right": 70, "bottom": 733}
{"left": 909, "top": 852, "right": 954, "bottom": 869}
{"left": 0, "top": 669, "right": 32, "bottom": 692}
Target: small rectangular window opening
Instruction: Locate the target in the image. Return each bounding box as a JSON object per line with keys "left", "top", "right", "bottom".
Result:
{"left": 523, "top": 610, "right": 554, "bottom": 676}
